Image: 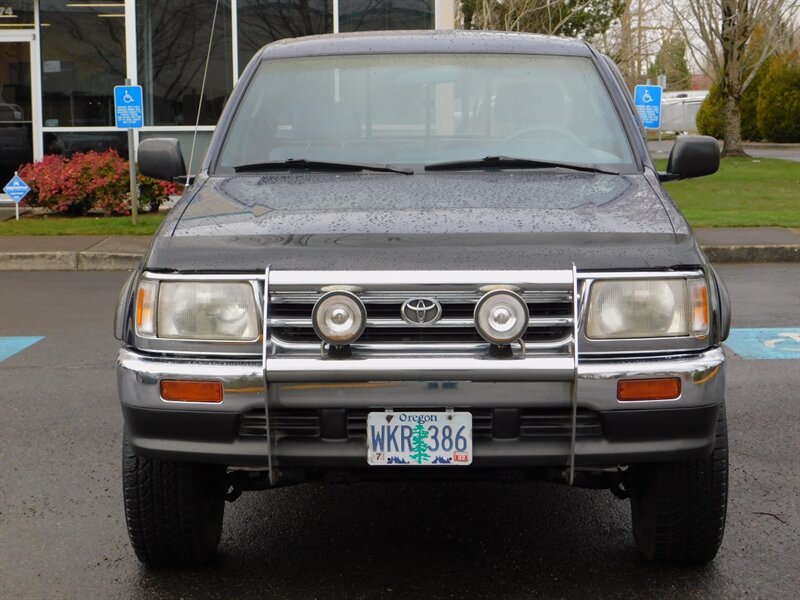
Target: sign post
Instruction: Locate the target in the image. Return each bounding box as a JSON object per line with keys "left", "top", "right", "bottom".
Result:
{"left": 114, "top": 80, "right": 144, "bottom": 224}
{"left": 634, "top": 84, "right": 663, "bottom": 130}
{"left": 3, "top": 172, "right": 31, "bottom": 220}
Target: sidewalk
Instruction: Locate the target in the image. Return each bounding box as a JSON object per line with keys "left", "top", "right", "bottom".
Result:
{"left": 0, "top": 229, "right": 797, "bottom": 270}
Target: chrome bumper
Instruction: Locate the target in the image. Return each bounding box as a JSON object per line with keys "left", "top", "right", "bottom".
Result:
{"left": 118, "top": 347, "right": 725, "bottom": 472}
{"left": 118, "top": 346, "right": 725, "bottom": 414}
{"left": 118, "top": 347, "right": 725, "bottom": 469}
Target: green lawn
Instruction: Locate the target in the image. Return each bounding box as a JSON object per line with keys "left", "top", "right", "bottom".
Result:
{"left": 0, "top": 212, "right": 166, "bottom": 236}
{"left": 657, "top": 157, "right": 800, "bottom": 227}
{"left": 1, "top": 157, "right": 797, "bottom": 233}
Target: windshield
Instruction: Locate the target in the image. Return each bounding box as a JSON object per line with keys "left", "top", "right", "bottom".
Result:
{"left": 216, "top": 53, "right": 636, "bottom": 172}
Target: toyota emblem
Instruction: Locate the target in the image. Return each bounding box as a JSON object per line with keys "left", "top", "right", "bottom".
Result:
{"left": 401, "top": 297, "right": 443, "bottom": 326}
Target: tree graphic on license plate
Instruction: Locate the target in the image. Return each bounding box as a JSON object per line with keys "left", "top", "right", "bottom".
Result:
{"left": 410, "top": 422, "right": 431, "bottom": 464}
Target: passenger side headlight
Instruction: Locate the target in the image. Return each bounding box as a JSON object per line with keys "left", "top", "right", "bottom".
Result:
{"left": 586, "top": 278, "right": 708, "bottom": 339}
{"left": 135, "top": 280, "right": 259, "bottom": 341}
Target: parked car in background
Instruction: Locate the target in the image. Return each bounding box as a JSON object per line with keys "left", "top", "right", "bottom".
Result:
{"left": 116, "top": 31, "right": 730, "bottom": 568}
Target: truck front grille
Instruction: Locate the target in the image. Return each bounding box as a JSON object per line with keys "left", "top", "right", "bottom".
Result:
{"left": 238, "top": 408, "right": 601, "bottom": 440}
{"left": 267, "top": 271, "right": 575, "bottom": 357}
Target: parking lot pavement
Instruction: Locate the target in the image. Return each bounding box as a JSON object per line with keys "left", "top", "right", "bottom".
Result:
{"left": 1, "top": 266, "right": 798, "bottom": 599}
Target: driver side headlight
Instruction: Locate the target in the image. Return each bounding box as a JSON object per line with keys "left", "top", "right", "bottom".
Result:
{"left": 135, "top": 280, "right": 259, "bottom": 341}
{"left": 586, "top": 278, "right": 708, "bottom": 339}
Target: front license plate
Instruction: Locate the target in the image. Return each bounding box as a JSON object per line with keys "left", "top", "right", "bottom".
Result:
{"left": 367, "top": 411, "right": 472, "bottom": 466}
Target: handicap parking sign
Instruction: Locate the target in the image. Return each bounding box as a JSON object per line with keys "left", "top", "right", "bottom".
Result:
{"left": 114, "top": 85, "right": 144, "bottom": 129}
{"left": 3, "top": 174, "right": 31, "bottom": 203}
{"left": 634, "top": 85, "right": 662, "bottom": 129}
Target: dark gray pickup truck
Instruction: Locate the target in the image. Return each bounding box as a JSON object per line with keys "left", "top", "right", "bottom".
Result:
{"left": 115, "top": 30, "right": 730, "bottom": 568}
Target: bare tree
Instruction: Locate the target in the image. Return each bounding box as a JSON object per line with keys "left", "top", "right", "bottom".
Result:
{"left": 467, "top": 0, "right": 623, "bottom": 38}
{"left": 671, "top": 0, "right": 798, "bottom": 155}
{"left": 593, "top": 0, "right": 679, "bottom": 90}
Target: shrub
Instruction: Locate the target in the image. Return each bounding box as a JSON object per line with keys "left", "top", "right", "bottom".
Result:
{"left": 18, "top": 149, "right": 181, "bottom": 216}
{"left": 138, "top": 176, "right": 182, "bottom": 213}
{"left": 19, "top": 149, "right": 129, "bottom": 216}
{"left": 696, "top": 85, "right": 724, "bottom": 139}
{"left": 695, "top": 76, "right": 764, "bottom": 141}
{"left": 757, "top": 56, "right": 800, "bottom": 142}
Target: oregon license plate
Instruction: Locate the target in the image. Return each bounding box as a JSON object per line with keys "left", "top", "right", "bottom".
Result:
{"left": 367, "top": 411, "right": 472, "bottom": 465}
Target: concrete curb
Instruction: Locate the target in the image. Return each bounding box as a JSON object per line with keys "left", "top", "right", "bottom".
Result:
{"left": 0, "top": 251, "right": 79, "bottom": 271}
{"left": 1, "top": 246, "right": 798, "bottom": 270}
{"left": 702, "top": 245, "right": 800, "bottom": 263}
{"left": 0, "top": 251, "right": 141, "bottom": 271}
{"left": 77, "top": 252, "right": 143, "bottom": 271}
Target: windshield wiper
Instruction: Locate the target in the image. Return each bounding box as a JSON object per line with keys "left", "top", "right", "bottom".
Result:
{"left": 233, "top": 158, "right": 413, "bottom": 175}
{"left": 424, "top": 155, "right": 619, "bottom": 175}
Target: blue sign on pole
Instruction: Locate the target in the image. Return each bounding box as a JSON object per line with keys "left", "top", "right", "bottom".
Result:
{"left": 634, "top": 84, "right": 663, "bottom": 129}
{"left": 3, "top": 174, "right": 31, "bottom": 204}
{"left": 114, "top": 85, "right": 144, "bottom": 129}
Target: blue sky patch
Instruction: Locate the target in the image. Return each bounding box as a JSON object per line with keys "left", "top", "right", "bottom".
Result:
{"left": 0, "top": 336, "right": 45, "bottom": 362}
{"left": 725, "top": 328, "right": 800, "bottom": 360}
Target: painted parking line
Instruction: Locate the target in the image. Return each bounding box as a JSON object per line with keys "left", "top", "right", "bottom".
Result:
{"left": 724, "top": 328, "right": 800, "bottom": 359}
{"left": 0, "top": 336, "right": 45, "bottom": 362}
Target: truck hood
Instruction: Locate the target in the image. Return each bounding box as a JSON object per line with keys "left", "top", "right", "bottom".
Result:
{"left": 148, "top": 172, "right": 702, "bottom": 272}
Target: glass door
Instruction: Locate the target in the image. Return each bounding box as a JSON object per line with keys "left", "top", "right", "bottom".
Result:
{"left": 0, "top": 34, "right": 34, "bottom": 187}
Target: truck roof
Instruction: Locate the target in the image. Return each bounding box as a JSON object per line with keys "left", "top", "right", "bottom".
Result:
{"left": 258, "top": 30, "right": 594, "bottom": 61}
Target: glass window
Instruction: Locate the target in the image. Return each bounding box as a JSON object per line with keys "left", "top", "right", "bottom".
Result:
{"left": 0, "top": 1, "right": 34, "bottom": 30}
{"left": 39, "top": 1, "right": 126, "bottom": 127}
{"left": 0, "top": 41, "right": 33, "bottom": 184}
{"left": 43, "top": 131, "right": 128, "bottom": 159}
{"left": 137, "top": 0, "right": 233, "bottom": 126}
{"left": 339, "top": 0, "right": 433, "bottom": 32}
{"left": 217, "top": 54, "right": 635, "bottom": 170}
{"left": 237, "top": 0, "right": 332, "bottom": 75}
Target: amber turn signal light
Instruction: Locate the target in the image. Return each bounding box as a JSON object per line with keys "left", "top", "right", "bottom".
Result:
{"left": 160, "top": 380, "right": 223, "bottom": 403}
{"left": 617, "top": 378, "right": 681, "bottom": 401}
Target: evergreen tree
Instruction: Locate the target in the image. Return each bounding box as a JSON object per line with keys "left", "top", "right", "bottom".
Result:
{"left": 647, "top": 35, "right": 691, "bottom": 91}
{"left": 757, "top": 54, "right": 800, "bottom": 142}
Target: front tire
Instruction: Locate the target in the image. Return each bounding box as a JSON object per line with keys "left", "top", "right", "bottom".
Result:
{"left": 630, "top": 403, "right": 728, "bottom": 565}
{"left": 122, "top": 433, "right": 225, "bottom": 567}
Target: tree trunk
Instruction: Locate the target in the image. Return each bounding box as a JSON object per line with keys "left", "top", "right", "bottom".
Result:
{"left": 721, "top": 92, "right": 748, "bottom": 157}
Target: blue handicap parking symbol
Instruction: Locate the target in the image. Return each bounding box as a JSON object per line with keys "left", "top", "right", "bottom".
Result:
{"left": 114, "top": 85, "right": 144, "bottom": 129}
{"left": 634, "top": 84, "right": 662, "bottom": 129}
{"left": 3, "top": 174, "right": 31, "bottom": 203}
{"left": 724, "top": 327, "right": 800, "bottom": 359}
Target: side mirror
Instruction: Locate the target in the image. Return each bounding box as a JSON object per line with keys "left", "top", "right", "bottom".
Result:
{"left": 138, "top": 138, "right": 186, "bottom": 182}
{"left": 659, "top": 135, "right": 720, "bottom": 182}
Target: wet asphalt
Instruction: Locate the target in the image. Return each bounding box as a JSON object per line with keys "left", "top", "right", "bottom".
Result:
{"left": 1, "top": 265, "right": 798, "bottom": 599}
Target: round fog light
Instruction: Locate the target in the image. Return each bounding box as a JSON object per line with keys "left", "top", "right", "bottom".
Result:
{"left": 474, "top": 290, "right": 529, "bottom": 345}
{"left": 312, "top": 291, "right": 366, "bottom": 345}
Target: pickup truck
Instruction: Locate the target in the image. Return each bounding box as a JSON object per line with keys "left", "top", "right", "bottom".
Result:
{"left": 116, "top": 30, "right": 730, "bottom": 568}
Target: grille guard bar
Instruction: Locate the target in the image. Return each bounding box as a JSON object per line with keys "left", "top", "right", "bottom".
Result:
{"left": 262, "top": 266, "right": 581, "bottom": 486}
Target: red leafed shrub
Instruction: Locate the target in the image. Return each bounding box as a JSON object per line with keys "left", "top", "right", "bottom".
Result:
{"left": 138, "top": 176, "right": 182, "bottom": 213}
{"left": 19, "top": 149, "right": 130, "bottom": 216}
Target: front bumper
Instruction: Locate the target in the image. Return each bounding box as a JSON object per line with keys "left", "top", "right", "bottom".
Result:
{"left": 117, "top": 347, "right": 725, "bottom": 472}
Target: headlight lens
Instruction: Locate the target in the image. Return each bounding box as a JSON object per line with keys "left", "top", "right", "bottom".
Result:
{"left": 157, "top": 281, "right": 259, "bottom": 341}
{"left": 312, "top": 291, "right": 366, "bottom": 345}
{"left": 586, "top": 278, "right": 708, "bottom": 339}
{"left": 474, "top": 290, "right": 529, "bottom": 345}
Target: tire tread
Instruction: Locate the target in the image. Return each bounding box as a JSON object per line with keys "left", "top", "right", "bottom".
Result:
{"left": 122, "top": 434, "right": 224, "bottom": 567}
{"left": 631, "top": 403, "right": 728, "bottom": 565}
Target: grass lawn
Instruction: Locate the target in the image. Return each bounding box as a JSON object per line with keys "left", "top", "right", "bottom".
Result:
{"left": 0, "top": 212, "right": 166, "bottom": 235}
{"left": 657, "top": 157, "right": 800, "bottom": 227}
